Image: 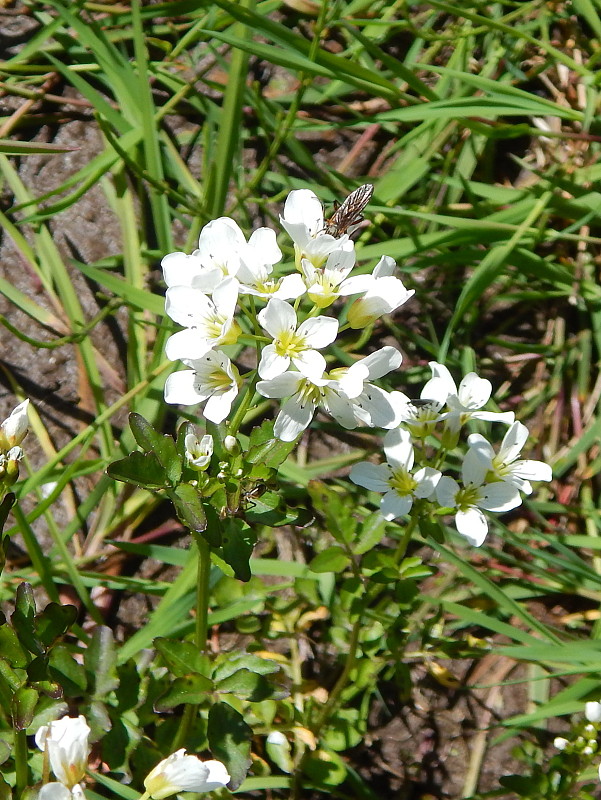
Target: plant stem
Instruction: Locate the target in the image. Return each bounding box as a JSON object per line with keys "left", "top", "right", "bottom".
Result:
{"left": 171, "top": 532, "right": 212, "bottom": 752}
{"left": 194, "top": 532, "right": 211, "bottom": 652}
{"left": 14, "top": 729, "right": 28, "bottom": 800}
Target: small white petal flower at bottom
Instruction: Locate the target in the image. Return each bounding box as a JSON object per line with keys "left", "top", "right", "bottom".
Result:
{"left": 38, "top": 784, "right": 79, "bottom": 800}
{"left": 144, "top": 750, "right": 230, "bottom": 799}
{"left": 35, "top": 716, "right": 91, "bottom": 790}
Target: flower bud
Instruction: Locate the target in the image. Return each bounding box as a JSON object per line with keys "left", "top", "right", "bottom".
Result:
{"left": 0, "top": 400, "right": 29, "bottom": 452}
{"left": 585, "top": 701, "right": 601, "bottom": 723}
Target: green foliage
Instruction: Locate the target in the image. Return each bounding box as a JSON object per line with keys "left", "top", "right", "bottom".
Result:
{"left": 0, "top": 0, "right": 599, "bottom": 797}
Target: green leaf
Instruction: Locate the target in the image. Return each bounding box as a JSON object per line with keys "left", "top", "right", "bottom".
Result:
{"left": 308, "top": 482, "right": 355, "bottom": 545}
{"left": 0, "top": 493, "right": 15, "bottom": 537}
{"left": 0, "top": 658, "right": 25, "bottom": 692}
{"left": 246, "top": 424, "right": 297, "bottom": 468}
{"left": 353, "top": 513, "right": 386, "bottom": 555}
{"left": 107, "top": 451, "right": 167, "bottom": 489}
{"left": 221, "top": 519, "right": 256, "bottom": 582}
{"left": 213, "top": 653, "right": 280, "bottom": 682}
{"left": 12, "top": 583, "right": 44, "bottom": 657}
{"left": 154, "top": 674, "right": 214, "bottom": 711}
{"left": 215, "top": 669, "right": 287, "bottom": 702}
{"left": 207, "top": 702, "right": 252, "bottom": 791}
{"left": 12, "top": 686, "right": 38, "bottom": 730}
{"left": 48, "top": 645, "right": 88, "bottom": 695}
{"left": 34, "top": 603, "right": 78, "bottom": 648}
{"left": 322, "top": 709, "right": 363, "bottom": 752}
{"left": 0, "top": 625, "right": 30, "bottom": 668}
{"left": 0, "top": 140, "right": 79, "bottom": 155}
{"left": 129, "top": 413, "right": 181, "bottom": 485}
{"left": 155, "top": 639, "right": 210, "bottom": 678}
{"left": 166, "top": 484, "right": 207, "bottom": 533}
{"left": 265, "top": 732, "right": 293, "bottom": 773}
{"left": 85, "top": 626, "right": 118, "bottom": 698}
{"left": 309, "top": 547, "right": 351, "bottom": 574}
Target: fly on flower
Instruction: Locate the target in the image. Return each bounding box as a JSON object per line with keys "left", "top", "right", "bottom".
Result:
{"left": 324, "top": 184, "right": 374, "bottom": 237}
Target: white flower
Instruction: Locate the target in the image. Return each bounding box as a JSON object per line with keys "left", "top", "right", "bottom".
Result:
{"left": 164, "top": 350, "right": 241, "bottom": 424}
{"left": 395, "top": 396, "right": 446, "bottom": 439}
{"left": 329, "top": 347, "right": 405, "bottom": 429}
{"left": 257, "top": 298, "right": 338, "bottom": 381}
{"left": 185, "top": 433, "right": 213, "bottom": 470}
{"left": 465, "top": 422, "right": 552, "bottom": 495}
{"left": 257, "top": 371, "right": 358, "bottom": 441}
{"left": 238, "top": 269, "right": 306, "bottom": 301}
{"left": 586, "top": 701, "right": 601, "bottom": 723}
{"left": 0, "top": 399, "right": 29, "bottom": 452}
{"left": 422, "top": 362, "right": 515, "bottom": 431}
{"left": 162, "top": 217, "right": 279, "bottom": 293}
{"left": 164, "top": 277, "right": 240, "bottom": 361}
{"left": 38, "top": 784, "right": 85, "bottom": 800}
{"left": 279, "top": 189, "right": 352, "bottom": 267}
{"left": 350, "top": 428, "right": 441, "bottom": 519}
{"left": 340, "top": 256, "right": 414, "bottom": 328}
{"left": 435, "top": 452, "right": 522, "bottom": 546}
{"left": 144, "top": 750, "right": 230, "bottom": 799}
{"left": 299, "top": 242, "right": 357, "bottom": 308}
{"left": 35, "top": 716, "right": 91, "bottom": 791}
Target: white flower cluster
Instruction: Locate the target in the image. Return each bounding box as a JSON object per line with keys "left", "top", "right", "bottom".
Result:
{"left": 161, "top": 188, "right": 413, "bottom": 438}
{"left": 350, "top": 363, "right": 552, "bottom": 546}
{"left": 35, "top": 715, "right": 229, "bottom": 799}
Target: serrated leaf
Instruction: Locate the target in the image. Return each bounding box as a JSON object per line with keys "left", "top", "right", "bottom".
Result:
{"left": 166, "top": 484, "right": 207, "bottom": 533}
{"left": 208, "top": 702, "right": 251, "bottom": 790}
{"left": 309, "top": 547, "right": 351, "bottom": 574}
{"left": 129, "top": 413, "right": 181, "bottom": 484}
{"left": 85, "top": 626, "right": 118, "bottom": 697}
{"left": 155, "top": 639, "right": 210, "bottom": 678}
{"left": 107, "top": 450, "right": 167, "bottom": 488}
{"left": 154, "top": 674, "right": 214, "bottom": 711}
{"left": 35, "top": 603, "right": 78, "bottom": 647}
{"left": 215, "top": 669, "right": 287, "bottom": 701}
{"left": 221, "top": 519, "right": 256, "bottom": 582}
{"left": 12, "top": 686, "right": 38, "bottom": 730}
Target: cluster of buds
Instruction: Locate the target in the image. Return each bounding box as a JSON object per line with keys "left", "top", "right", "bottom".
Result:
{"left": 35, "top": 715, "right": 230, "bottom": 799}
{"left": 0, "top": 400, "right": 29, "bottom": 495}
{"left": 554, "top": 701, "right": 601, "bottom": 759}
